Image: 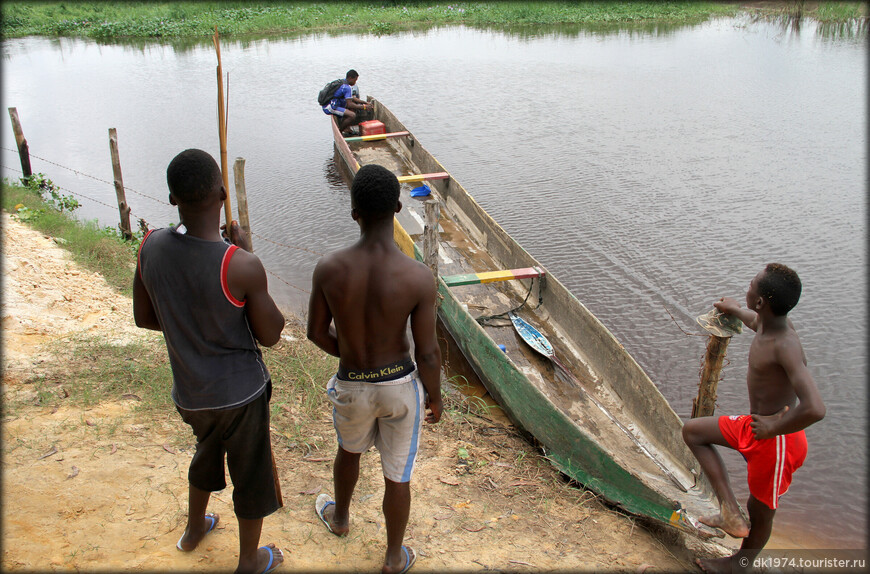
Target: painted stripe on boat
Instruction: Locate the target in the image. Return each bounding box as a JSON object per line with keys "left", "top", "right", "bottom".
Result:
{"left": 442, "top": 266, "right": 545, "bottom": 287}
{"left": 343, "top": 130, "right": 410, "bottom": 142}
{"left": 397, "top": 172, "right": 450, "bottom": 184}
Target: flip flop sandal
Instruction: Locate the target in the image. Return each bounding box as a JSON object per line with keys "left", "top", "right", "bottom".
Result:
{"left": 315, "top": 493, "right": 337, "bottom": 535}
{"left": 398, "top": 545, "right": 416, "bottom": 574}
{"left": 260, "top": 546, "right": 283, "bottom": 573}
{"left": 176, "top": 513, "right": 218, "bottom": 551}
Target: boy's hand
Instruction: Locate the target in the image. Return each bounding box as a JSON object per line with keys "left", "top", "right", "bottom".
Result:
{"left": 750, "top": 405, "right": 789, "bottom": 440}
{"left": 713, "top": 296, "right": 742, "bottom": 315}
{"left": 425, "top": 396, "right": 443, "bottom": 424}
{"left": 221, "top": 220, "right": 253, "bottom": 252}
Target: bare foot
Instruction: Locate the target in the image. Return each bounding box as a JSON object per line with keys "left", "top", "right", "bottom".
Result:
{"left": 696, "top": 556, "right": 737, "bottom": 574}
{"left": 699, "top": 511, "right": 750, "bottom": 538}
{"left": 176, "top": 512, "right": 219, "bottom": 552}
{"left": 235, "top": 544, "right": 284, "bottom": 574}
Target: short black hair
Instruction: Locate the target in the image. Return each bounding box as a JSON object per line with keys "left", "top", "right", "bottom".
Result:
{"left": 166, "top": 149, "right": 222, "bottom": 203}
{"left": 351, "top": 164, "right": 399, "bottom": 218}
{"left": 346, "top": 69, "right": 359, "bottom": 80}
{"left": 758, "top": 263, "right": 802, "bottom": 316}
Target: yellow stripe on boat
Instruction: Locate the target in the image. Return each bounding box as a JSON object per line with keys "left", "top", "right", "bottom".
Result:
{"left": 442, "top": 266, "right": 545, "bottom": 287}
{"left": 344, "top": 131, "right": 410, "bottom": 142}
{"left": 397, "top": 172, "right": 450, "bottom": 184}
{"left": 393, "top": 218, "right": 416, "bottom": 259}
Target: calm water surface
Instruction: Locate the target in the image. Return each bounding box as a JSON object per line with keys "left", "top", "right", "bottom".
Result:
{"left": 2, "top": 15, "right": 865, "bottom": 548}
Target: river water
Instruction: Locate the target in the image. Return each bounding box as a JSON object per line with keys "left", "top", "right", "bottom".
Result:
{"left": 2, "top": 15, "right": 865, "bottom": 548}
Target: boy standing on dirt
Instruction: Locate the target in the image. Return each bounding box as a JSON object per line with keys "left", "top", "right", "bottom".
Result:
{"left": 307, "top": 164, "right": 442, "bottom": 574}
{"left": 682, "top": 263, "right": 825, "bottom": 573}
{"left": 133, "top": 149, "right": 286, "bottom": 574}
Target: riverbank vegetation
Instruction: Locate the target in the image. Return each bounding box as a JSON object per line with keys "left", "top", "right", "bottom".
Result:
{"left": 3, "top": 2, "right": 743, "bottom": 39}
{"left": 2, "top": 177, "right": 140, "bottom": 296}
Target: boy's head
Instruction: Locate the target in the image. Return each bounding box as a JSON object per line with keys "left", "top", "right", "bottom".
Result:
{"left": 351, "top": 164, "right": 400, "bottom": 221}
{"left": 346, "top": 69, "right": 359, "bottom": 86}
{"left": 166, "top": 149, "right": 223, "bottom": 205}
{"left": 748, "top": 263, "right": 802, "bottom": 316}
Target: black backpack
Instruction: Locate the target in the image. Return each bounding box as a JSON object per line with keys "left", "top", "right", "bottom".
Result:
{"left": 317, "top": 78, "right": 344, "bottom": 106}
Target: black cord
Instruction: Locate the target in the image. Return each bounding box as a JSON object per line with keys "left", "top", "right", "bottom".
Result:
{"left": 475, "top": 276, "right": 543, "bottom": 327}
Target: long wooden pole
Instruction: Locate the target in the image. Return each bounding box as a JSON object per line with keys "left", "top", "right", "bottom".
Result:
{"left": 212, "top": 27, "right": 232, "bottom": 228}
{"left": 233, "top": 157, "right": 252, "bottom": 252}
{"left": 108, "top": 128, "right": 133, "bottom": 240}
{"left": 8, "top": 108, "right": 32, "bottom": 179}
{"left": 691, "top": 334, "right": 730, "bottom": 418}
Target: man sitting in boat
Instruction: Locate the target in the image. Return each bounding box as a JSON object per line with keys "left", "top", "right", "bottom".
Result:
{"left": 682, "top": 263, "right": 825, "bottom": 573}
{"left": 322, "top": 69, "right": 369, "bottom": 137}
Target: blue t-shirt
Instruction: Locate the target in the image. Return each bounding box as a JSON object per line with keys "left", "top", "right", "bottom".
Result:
{"left": 330, "top": 83, "right": 353, "bottom": 108}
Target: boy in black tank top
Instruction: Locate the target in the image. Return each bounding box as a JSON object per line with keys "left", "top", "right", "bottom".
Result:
{"left": 134, "top": 149, "right": 286, "bottom": 574}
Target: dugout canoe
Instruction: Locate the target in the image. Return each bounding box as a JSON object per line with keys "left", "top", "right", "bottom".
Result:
{"left": 330, "top": 99, "right": 723, "bottom": 539}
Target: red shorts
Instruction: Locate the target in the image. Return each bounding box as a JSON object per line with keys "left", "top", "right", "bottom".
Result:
{"left": 718, "top": 415, "right": 808, "bottom": 510}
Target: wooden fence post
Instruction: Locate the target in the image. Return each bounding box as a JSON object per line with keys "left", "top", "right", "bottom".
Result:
{"left": 423, "top": 199, "right": 440, "bottom": 278}
{"left": 691, "top": 334, "right": 730, "bottom": 418}
{"left": 233, "top": 157, "right": 252, "bottom": 252}
{"left": 108, "top": 128, "right": 133, "bottom": 240}
{"left": 8, "top": 108, "right": 32, "bottom": 179}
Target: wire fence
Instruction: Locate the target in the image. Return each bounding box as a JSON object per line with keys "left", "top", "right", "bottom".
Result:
{"left": 2, "top": 147, "right": 315, "bottom": 295}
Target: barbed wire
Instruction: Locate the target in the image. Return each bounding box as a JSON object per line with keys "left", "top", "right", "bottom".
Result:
{"left": 251, "top": 231, "right": 324, "bottom": 257}
{"left": 265, "top": 268, "right": 310, "bottom": 295}
{"left": 3, "top": 163, "right": 153, "bottom": 228}
{"left": 2, "top": 150, "right": 321, "bottom": 259}
{"left": 4, "top": 161, "right": 315, "bottom": 295}
{"left": 2, "top": 145, "right": 170, "bottom": 207}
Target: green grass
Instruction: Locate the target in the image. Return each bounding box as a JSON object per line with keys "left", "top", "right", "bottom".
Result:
{"left": 0, "top": 1, "right": 743, "bottom": 39}
{"left": 2, "top": 177, "right": 141, "bottom": 296}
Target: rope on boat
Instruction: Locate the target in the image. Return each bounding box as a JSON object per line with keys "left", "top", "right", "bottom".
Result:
{"left": 475, "top": 275, "right": 544, "bottom": 327}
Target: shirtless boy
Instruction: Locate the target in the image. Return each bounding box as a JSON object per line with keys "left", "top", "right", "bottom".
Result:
{"left": 682, "top": 263, "right": 825, "bottom": 573}
{"left": 134, "top": 149, "right": 286, "bottom": 573}
{"left": 307, "top": 163, "right": 442, "bottom": 574}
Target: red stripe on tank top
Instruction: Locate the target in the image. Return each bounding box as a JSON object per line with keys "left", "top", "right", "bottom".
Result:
{"left": 137, "top": 229, "right": 155, "bottom": 280}
{"left": 221, "top": 245, "right": 245, "bottom": 307}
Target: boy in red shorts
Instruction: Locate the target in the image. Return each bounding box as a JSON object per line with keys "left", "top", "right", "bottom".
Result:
{"left": 682, "top": 263, "right": 825, "bottom": 573}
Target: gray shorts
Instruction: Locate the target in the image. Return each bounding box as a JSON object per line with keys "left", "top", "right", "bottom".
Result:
{"left": 326, "top": 370, "right": 425, "bottom": 483}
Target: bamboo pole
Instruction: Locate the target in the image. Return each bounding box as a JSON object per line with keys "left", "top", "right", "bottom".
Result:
{"left": 233, "top": 157, "right": 252, "bottom": 252}
{"left": 691, "top": 334, "right": 730, "bottom": 418}
{"left": 423, "top": 199, "right": 440, "bottom": 278}
{"left": 8, "top": 108, "right": 32, "bottom": 179}
{"left": 108, "top": 128, "right": 133, "bottom": 240}
{"left": 212, "top": 27, "right": 232, "bottom": 228}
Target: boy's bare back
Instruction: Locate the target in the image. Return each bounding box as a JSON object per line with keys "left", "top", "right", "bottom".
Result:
{"left": 311, "top": 240, "right": 436, "bottom": 370}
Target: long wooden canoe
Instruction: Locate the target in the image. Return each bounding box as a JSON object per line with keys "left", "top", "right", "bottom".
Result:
{"left": 330, "top": 100, "right": 723, "bottom": 539}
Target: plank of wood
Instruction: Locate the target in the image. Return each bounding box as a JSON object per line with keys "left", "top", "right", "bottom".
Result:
{"left": 442, "top": 266, "right": 545, "bottom": 287}
{"left": 397, "top": 172, "right": 450, "bottom": 184}
{"left": 343, "top": 130, "right": 410, "bottom": 142}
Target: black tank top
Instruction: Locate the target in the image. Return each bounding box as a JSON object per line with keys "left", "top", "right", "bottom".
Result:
{"left": 138, "top": 227, "right": 269, "bottom": 410}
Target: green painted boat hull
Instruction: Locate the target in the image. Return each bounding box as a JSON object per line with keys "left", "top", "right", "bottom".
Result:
{"left": 333, "top": 103, "right": 720, "bottom": 538}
